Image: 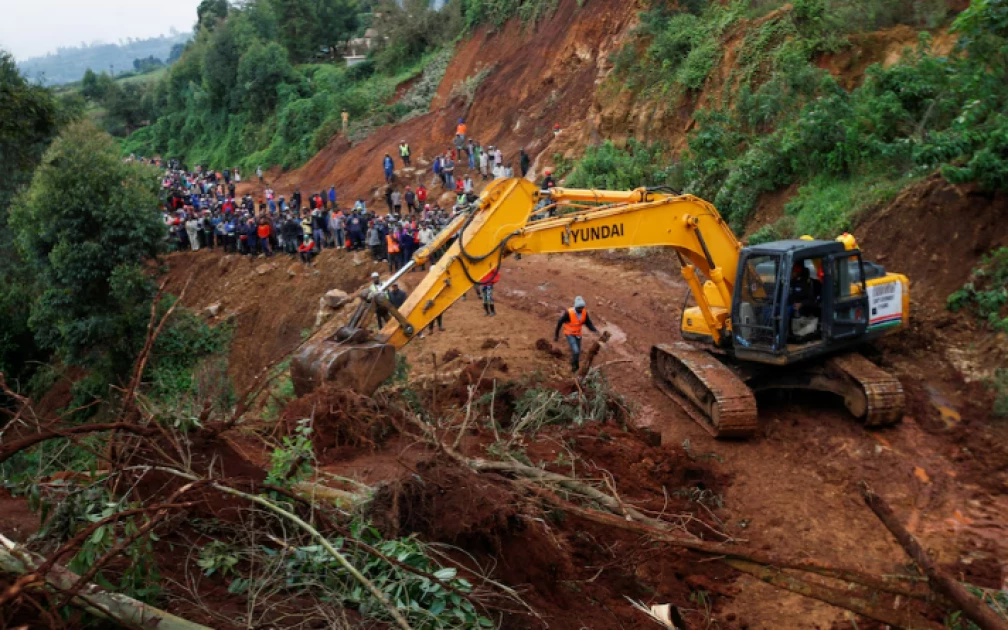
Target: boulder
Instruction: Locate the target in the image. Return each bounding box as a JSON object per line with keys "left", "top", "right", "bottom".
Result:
{"left": 324, "top": 289, "right": 350, "bottom": 309}
{"left": 205, "top": 303, "right": 221, "bottom": 318}
{"left": 255, "top": 263, "right": 274, "bottom": 276}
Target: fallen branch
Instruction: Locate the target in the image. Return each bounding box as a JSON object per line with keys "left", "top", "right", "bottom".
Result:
{"left": 154, "top": 466, "right": 415, "bottom": 630}
{"left": 860, "top": 482, "right": 1008, "bottom": 630}
{"left": 530, "top": 485, "right": 930, "bottom": 601}
{"left": 725, "top": 558, "right": 941, "bottom": 630}
{"left": 0, "top": 422, "right": 158, "bottom": 466}
{"left": 0, "top": 533, "right": 211, "bottom": 630}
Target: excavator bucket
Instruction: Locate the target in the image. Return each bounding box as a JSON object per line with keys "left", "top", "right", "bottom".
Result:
{"left": 290, "top": 329, "right": 397, "bottom": 397}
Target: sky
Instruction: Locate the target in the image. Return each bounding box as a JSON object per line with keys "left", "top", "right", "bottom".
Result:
{"left": 0, "top": 0, "right": 204, "bottom": 61}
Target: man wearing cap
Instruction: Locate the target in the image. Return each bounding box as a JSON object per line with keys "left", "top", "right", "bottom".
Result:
{"left": 554, "top": 296, "right": 599, "bottom": 373}
{"left": 399, "top": 140, "right": 411, "bottom": 166}
{"left": 368, "top": 272, "right": 390, "bottom": 329}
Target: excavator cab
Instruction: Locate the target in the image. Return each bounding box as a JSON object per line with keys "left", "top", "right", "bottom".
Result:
{"left": 730, "top": 240, "right": 872, "bottom": 364}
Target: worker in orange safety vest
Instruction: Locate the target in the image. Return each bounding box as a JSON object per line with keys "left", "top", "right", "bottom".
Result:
{"left": 553, "top": 296, "right": 599, "bottom": 373}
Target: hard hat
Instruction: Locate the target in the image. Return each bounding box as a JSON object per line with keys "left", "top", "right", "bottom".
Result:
{"left": 372, "top": 272, "right": 380, "bottom": 279}
{"left": 544, "top": 169, "right": 552, "bottom": 175}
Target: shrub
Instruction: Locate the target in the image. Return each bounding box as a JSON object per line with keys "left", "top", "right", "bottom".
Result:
{"left": 947, "top": 247, "right": 1008, "bottom": 333}
{"left": 566, "top": 140, "right": 671, "bottom": 190}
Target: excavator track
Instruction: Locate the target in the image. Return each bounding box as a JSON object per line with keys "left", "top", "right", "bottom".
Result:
{"left": 651, "top": 343, "right": 758, "bottom": 438}
{"left": 823, "top": 353, "right": 905, "bottom": 428}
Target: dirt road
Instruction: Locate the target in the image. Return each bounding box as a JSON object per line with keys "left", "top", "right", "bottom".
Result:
{"left": 393, "top": 251, "right": 1008, "bottom": 628}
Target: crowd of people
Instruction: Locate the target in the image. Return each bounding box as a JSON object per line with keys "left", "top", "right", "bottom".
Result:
{"left": 155, "top": 118, "right": 550, "bottom": 337}
{"left": 160, "top": 162, "right": 464, "bottom": 272}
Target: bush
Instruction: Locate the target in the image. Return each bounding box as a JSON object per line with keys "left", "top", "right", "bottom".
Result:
{"left": 10, "top": 121, "right": 165, "bottom": 379}
{"left": 566, "top": 140, "right": 671, "bottom": 190}
{"left": 947, "top": 247, "right": 1008, "bottom": 333}
{"left": 784, "top": 175, "right": 904, "bottom": 238}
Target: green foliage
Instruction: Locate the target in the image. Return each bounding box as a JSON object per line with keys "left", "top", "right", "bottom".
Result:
{"left": 373, "top": 0, "right": 463, "bottom": 73}
{"left": 510, "top": 371, "right": 631, "bottom": 435}
{"left": 281, "top": 519, "right": 494, "bottom": 628}
{"left": 947, "top": 247, "right": 1008, "bottom": 333}
{"left": 197, "top": 0, "right": 229, "bottom": 31}
{"left": 10, "top": 121, "right": 165, "bottom": 380}
{"left": 146, "top": 298, "right": 234, "bottom": 406}
{"left": 625, "top": 3, "right": 739, "bottom": 93}
{"left": 784, "top": 174, "right": 906, "bottom": 238}
{"left": 565, "top": 140, "right": 671, "bottom": 190}
{"left": 747, "top": 216, "right": 796, "bottom": 244}
{"left": 267, "top": 418, "right": 315, "bottom": 486}
{"left": 197, "top": 540, "right": 240, "bottom": 578}
{"left": 38, "top": 486, "right": 161, "bottom": 601}
{"left": 463, "top": 0, "right": 562, "bottom": 29}
{"left": 124, "top": 0, "right": 449, "bottom": 171}
{"left": 0, "top": 51, "right": 62, "bottom": 382}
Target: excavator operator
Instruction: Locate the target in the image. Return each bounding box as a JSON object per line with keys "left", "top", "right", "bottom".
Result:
{"left": 554, "top": 296, "right": 599, "bottom": 373}
{"left": 788, "top": 263, "right": 819, "bottom": 339}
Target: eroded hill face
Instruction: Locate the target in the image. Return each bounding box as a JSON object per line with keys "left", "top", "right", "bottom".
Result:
{"left": 253, "top": 0, "right": 637, "bottom": 203}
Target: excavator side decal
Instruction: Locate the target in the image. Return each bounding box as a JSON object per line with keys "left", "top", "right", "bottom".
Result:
{"left": 568, "top": 223, "right": 625, "bottom": 245}
{"left": 867, "top": 280, "right": 902, "bottom": 331}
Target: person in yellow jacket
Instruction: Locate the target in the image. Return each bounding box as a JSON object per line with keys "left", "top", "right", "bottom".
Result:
{"left": 553, "top": 296, "right": 599, "bottom": 373}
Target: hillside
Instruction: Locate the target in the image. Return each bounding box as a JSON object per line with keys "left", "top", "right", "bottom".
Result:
{"left": 18, "top": 32, "right": 190, "bottom": 86}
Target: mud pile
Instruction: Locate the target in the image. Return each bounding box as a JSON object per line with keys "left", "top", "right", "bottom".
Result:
{"left": 162, "top": 248, "right": 380, "bottom": 391}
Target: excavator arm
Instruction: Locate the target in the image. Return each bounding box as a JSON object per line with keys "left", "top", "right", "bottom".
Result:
{"left": 379, "top": 179, "right": 742, "bottom": 348}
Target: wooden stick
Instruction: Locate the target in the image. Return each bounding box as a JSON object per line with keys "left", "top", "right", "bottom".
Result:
{"left": 153, "top": 466, "right": 415, "bottom": 630}
{"left": 725, "top": 558, "right": 942, "bottom": 630}
{"left": 577, "top": 330, "right": 612, "bottom": 378}
{"left": 0, "top": 533, "right": 211, "bottom": 630}
{"left": 860, "top": 482, "right": 1008, "bottom": 630}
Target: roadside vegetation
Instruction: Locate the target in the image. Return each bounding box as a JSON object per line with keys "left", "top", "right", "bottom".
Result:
{"left": 566, "top": 0, "right": 1007, "bottom": 240}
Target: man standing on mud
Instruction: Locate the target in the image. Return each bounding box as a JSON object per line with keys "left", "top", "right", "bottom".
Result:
{"left": 554, "top": 296, "right": 599, "bottom": 373}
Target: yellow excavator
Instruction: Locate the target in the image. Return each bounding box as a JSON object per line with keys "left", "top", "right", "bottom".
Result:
{"left": 291, "top": 178, "right": 908, "bottom": 438}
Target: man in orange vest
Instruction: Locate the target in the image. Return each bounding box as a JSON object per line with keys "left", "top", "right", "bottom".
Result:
{"left": 553, "top": 296, "right": 599, "bottom": 373}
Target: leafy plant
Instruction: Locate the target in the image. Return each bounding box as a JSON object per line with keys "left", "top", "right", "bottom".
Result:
{"left": 197, "top": 540, "right": 240, "bottom": 578}
{"left": 267, "top": 417, "right": 315, "bottom": 487}
{"left": 565, "top": 140, "right": 671, "bottom": 190}
{"left": 510, "top": 371, "right": 630, "bottom": 435}
{"left": 947, "top": 248, "right": 1008, "bottom": 333}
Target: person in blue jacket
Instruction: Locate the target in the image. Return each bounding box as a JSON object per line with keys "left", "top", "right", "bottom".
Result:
{"left": 383, "top": 154, "right": 395, "bottom": 184}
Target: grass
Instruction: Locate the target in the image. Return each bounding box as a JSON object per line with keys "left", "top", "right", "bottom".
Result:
{"left": 784, "top": 174, "right": 911, "bottom": 238}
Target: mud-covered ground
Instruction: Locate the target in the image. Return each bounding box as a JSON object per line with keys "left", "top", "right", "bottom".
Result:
{"left": 150, "top": 222, "right": 1008, "bottom": 628}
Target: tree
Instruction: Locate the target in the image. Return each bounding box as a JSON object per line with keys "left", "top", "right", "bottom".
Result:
{"left": 271, "top": 0, "right": 317, "bottom": 62}
{"left": 235, "top": 40, "right": 296, "bottom": 118}
{"left": 10, "top": 121, "right": 166, "bottom": 378}
{"left": 0, "top": 50, "right": 61, "bottom": 382}
{"left": 197, "top": 0, "right": 229, "bottom": 31}
{"left": 312, "top": 0, "right": 360, "bottom": 49}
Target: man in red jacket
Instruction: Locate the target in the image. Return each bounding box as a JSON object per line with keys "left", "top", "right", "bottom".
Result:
{"left": 479, "top": 268, "right": 499, "bottom": 317}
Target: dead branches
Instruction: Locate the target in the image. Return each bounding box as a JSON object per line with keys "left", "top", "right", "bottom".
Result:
{"left": 154, "top": 466, "right": 416, "bottom": 630}
{"left": 860, "top": 482, "right": 1008, "bottom": 630}
{"left": 0, "top": 422, "right": 158, "bottom": 466}
{"left": 0, "top": 533, "right": 211, "bottom": 630}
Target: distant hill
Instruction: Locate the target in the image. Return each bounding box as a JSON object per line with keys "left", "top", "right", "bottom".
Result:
{"left": 18, "top": 32, "right": 192, "bottom": 86}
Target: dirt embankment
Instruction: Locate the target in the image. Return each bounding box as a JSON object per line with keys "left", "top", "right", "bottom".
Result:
{"left": 245, "top": 0, "right": 636, "bottom": 204}
{"left": 161, "top": 248, "right": 382, "bottom": 392}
